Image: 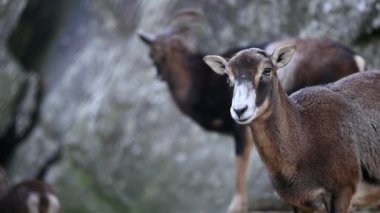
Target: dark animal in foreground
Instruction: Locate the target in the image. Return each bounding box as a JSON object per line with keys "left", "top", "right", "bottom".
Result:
{"left": 0, "top": 151, "right": 62, "bottom": 213}
{"left": 204, "top": 45, "right": 380, "bottom": 213}
{"left": 139, "top": 10, "right": 365, "bottom": 213}
{"left": 0, "top": 180, "right": 61, "bottom": 213}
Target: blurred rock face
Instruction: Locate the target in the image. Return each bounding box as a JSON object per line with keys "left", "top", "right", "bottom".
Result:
{"left": 2, "top": 0, "right": 379, "bottom": 212}
{"left": 0, "top": 0, "right": 28, "bottom": 137}
{"left": 0, "top": 0, "right": 42, "bottom": 167}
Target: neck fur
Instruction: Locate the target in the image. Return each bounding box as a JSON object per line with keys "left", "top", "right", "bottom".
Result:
{"left": 249, "top": 76, "right": 301, "bottom": 177}
{"left": 163, "top": 50, "right": 196, "bottom": 110}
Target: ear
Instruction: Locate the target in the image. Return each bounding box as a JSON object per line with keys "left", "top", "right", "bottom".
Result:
{"left": 203, "top": 55, "right": 228, "bottom": 75}
{"left": 271, "top": 45, "right": 296, "bottom": 68}
{"left": 138, "top": 30, "right": 156, "bottom": 46}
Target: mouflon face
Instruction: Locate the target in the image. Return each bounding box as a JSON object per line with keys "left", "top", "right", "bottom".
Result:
{"left": 204, "top": 45, "right": 295, "bottom": 124}
{"left": 138, "top": 31, "right": 186, "bottom": 81}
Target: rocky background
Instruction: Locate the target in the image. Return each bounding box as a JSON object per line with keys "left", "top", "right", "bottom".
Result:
{"left": 0, "top": 0, "right": 379, "bottom": 212}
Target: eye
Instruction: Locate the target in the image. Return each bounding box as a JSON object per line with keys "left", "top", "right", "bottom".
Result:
{"left": 262, "top": 68, "right": 272, "bottom": 77}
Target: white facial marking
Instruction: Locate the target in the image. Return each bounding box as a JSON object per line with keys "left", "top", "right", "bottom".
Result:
{"left": 47, "top": 193, "right": 61, "bottom": 213}
{"left": 230, "top": 80, "right": 256, "bottom": 124}
{"left": 27, "top": 193, "right": 39, "bottom": 213}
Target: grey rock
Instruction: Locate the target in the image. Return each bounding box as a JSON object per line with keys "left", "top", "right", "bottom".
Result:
{"left": 5, "top": 0, "right": 380, "bottom": 212}
{"left": 0, "top": 0, "right": 38, "bottom": 160}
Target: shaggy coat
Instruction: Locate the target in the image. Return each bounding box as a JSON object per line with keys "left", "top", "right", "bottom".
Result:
{"left": 205, "top": 45, "right": 379, "bottom": 212}
{"left": 140, "top": 32, "right": 365, "bottom": 212}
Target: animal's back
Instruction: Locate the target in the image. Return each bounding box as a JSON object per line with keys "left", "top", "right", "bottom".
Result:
{"left": 267, "top": 38, "right": 362, "bottom": 94}
{"left": 282, "top": 71, "right": 380, "bottom": 209}
{"left": 291, "top": 70, "right": 380, "bottom": 184}
{"left": 331, "top": 70, "right": 380, "bottom": 183}
{"left": 291, "top": 70, "right": 380, "bottom": 134}
{"left": 330, "top": 70, "right": 380, "bottom": 109}
{"left": 323, "top": 71, "right": 380, "bottom": 207}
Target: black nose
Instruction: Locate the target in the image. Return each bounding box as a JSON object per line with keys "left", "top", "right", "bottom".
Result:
{"left": 234, "top": 106, "right": 248, "bottom": 118}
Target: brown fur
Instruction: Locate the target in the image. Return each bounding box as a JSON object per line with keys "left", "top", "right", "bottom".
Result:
{"left": 140, "top": 29, "right": 365, "bottom": 212}
{"left": 265, "top": 38, "right": 361, "bottom": 94}
{"left": 225, "top": 47, "right": 380, "bottom": 212}
{"left": 0, "top": 180, "right": 60, "bottom": 213}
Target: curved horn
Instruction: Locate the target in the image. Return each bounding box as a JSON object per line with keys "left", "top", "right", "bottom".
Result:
{"left": 165, "top": 9, "right": 205, "bottom": 35}
{"left": 138, "top": 30, "right": 156, "bottom": 45}
{"left": 172, "top": 9, "right": 204, "bottom": 22}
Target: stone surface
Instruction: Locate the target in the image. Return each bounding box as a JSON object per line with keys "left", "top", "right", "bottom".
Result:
{"left": 0, "top": 0, "right": 40, "bottom": 166}
{"left": 3, "top": 0, "right": 380, "bottom": 213}
{"left": 0, "top": 0, "right": 29, "bottom": 137}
